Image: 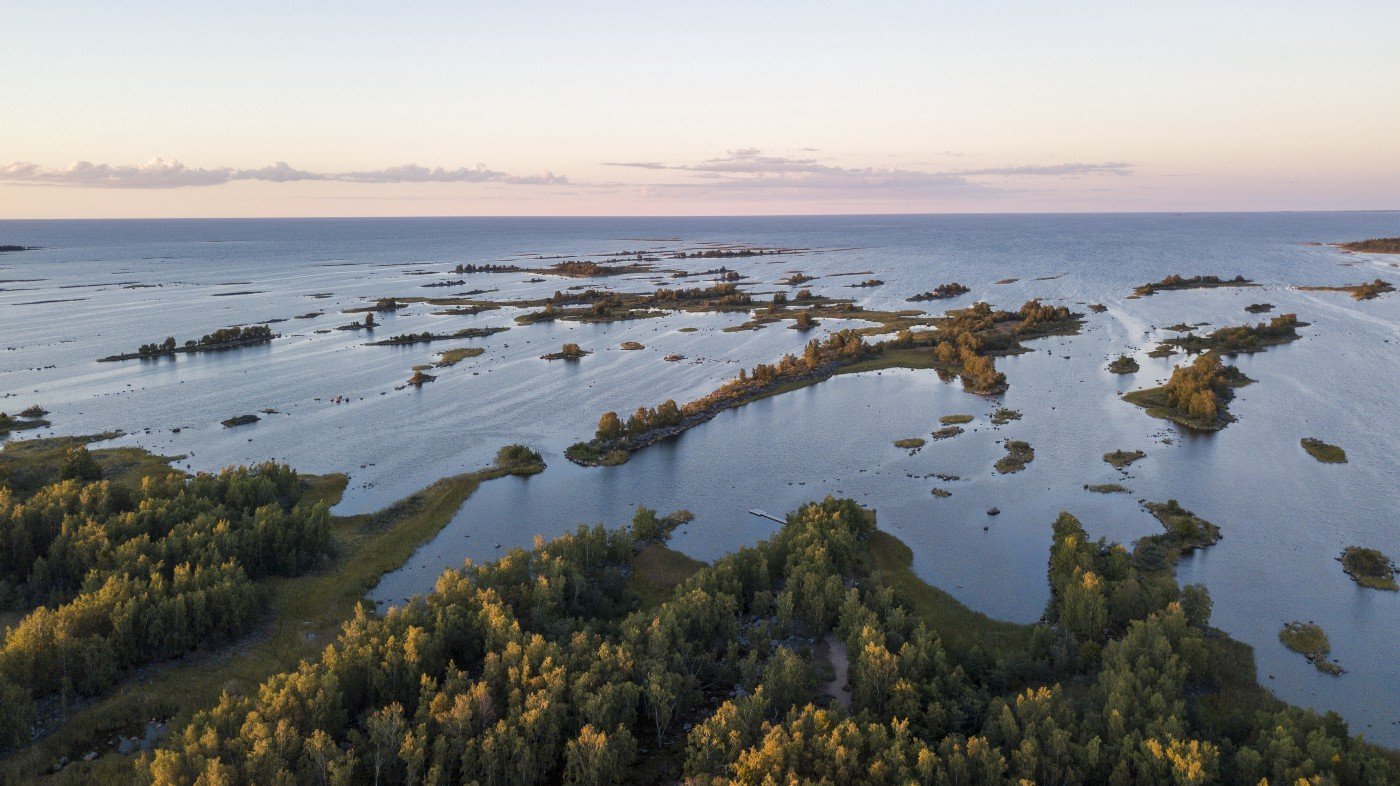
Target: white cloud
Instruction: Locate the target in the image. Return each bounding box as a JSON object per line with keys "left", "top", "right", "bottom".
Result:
{"left": 0, "top": 159, "right": 567, "bottom": 189}
{"left": 603, "top": 149, "right": 1134, "bottom": 200}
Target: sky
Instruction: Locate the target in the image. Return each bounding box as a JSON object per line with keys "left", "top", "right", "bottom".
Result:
{"left": 3, "top": 1, "right": 1399, "bottom": 218}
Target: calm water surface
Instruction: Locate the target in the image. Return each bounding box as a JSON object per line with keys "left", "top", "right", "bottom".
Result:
{"left": 1, "top": 214, "right": 1397, "bottom": 743}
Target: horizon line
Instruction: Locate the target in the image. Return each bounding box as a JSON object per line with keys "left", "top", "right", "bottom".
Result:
{"left": 2, "top": 207, "right": 1399, "bottom": 223}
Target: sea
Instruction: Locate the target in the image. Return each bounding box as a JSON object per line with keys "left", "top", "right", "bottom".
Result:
{"left": 1, "top": 213, "right": 1397, "bottom": 744}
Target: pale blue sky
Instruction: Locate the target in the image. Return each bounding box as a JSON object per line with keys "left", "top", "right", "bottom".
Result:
{"left": 3, "top": 1, "right": 1398, "bottom": 216}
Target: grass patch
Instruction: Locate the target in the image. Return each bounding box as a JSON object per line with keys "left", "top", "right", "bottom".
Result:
{"left": 939, "top": 414, "right": 974, "bottom": 425}
{"left": 1103, "top": 449, "right": 1146, "bottom": 469}
{"left": 1085, "top": 483, "right": 1131, "bottom": 494}
{"left": 627, "top": 544, "right": 705, "bottom": 610}
{"left": 893, "top": 438, "right": 926, "bottom": 449}
{"left": 1340, "top": 547, "right": 1396, "bottom": 591}
{"left": 1300, "top": 437, "right": 1347, "bottom": 464}
{"left": 431, "top": 346, "right": 484, "bottom": 368}
{"left": 1279, "top": 622, "right": 1341, "bottom": 675}
{"left": 864, "top": 530, "right": 1032, "bottom": 667}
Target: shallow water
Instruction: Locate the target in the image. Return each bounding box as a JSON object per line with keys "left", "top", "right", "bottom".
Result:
{"left": 2, "top": 213, "right": 1397, "bottom": 743}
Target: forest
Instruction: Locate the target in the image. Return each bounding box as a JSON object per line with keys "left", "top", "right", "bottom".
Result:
{"left": 0, "top": 445, "right": 333, "bottom": 751}
{"left": 123, "top": 496, "right": 1395, "bottom": 785}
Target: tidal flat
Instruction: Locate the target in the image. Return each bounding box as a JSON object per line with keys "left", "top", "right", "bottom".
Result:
{"left": 2, "top": 213, "right": 1398, "bottom": 747}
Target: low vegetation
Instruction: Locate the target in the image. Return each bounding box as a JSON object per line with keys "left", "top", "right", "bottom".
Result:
{"left": 1107, "top": 355, "right": 1139, "bottom": 374}
{"left": 1103, "top": 449, "right": 1146, "bottom": 469}
{"left": 1085, "top": 483, "right": 1131, "bottom": 493}
{"left": 893, "top": 438, "right": 925, "bottom": 449}
{"left": 989, "top": 408, "right": 1021, "bottom": 425}
{"left": 1279, "top": 622, "right": 1342, "bottom": 675}
{"left": 1340, "top": 546, "right": 1396, "bottom": 591}
{"left": 1245, "top": 303, "right": 1274, "bottom": 313}
{"left": 994, "top": 440, "right": 1035, "bottom": 473}
{"left": 939, "top": 414, "right": 974, "bottom": 425}
{"left": 1300, "top": 437, "right": 1347, "bottom": 463}
{"left": 0, "top": 409, "right": 50, "bottom": 437}
{"left": 1298, "top": 278, "right": 1395, "bottom": 300}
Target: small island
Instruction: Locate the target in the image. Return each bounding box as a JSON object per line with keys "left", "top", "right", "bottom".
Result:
{"left": 99, "top": 324, "right": 275, "bottom": 362}
{"left": 1153, "top": 313, "right": 1303, "bottom": 356}
{"left": 366, "top": 326, "right": 508, "bottom": 346}
{"left": 1122, "top": 353, "right": 1252, "bottom": 431}
{"left": 990, "top": 407, "right": 1021, "bottom": 424}
{"left": 1104, "top": 449, "right": 1146, "bottom": 469}
{"left": 453, "top": 262, "right": 521, "bottom": 273}
{"left": 540, "top": 342, "right": 590, "bottom": 361}
{"left": 1107, "top": 354, "right": 1139, "bottom": 374}
{"left": 939, "top": 414, "right": 973, "bottom": 425}
{"left": 0, "top": 407, "right": 50, "bottom": 437}
{"left": 1132, "top": 274, "right": 1255, "bottom": 297}
{"left": 619, "top": 341, "right": 645, "bottom": 350}
{"left": 907, "top": 282, "right": 970, "bottom": 301}
{"left": 1280, "top": 622, "right": 1342, "bottom": 675}
{"left": 1300, "top": 437, "right": 1347, "bottom": 464}
{"left": 221, "top": 414, "right": 260, "bottom": 427}
{"left": 1298, "top": 278, "right": 1395, "bottom": 301}
{"left": 1340, "top": 546, "right": 1396, "bottom": 590}
{"left": 0, "top": 245, "right": 38, "bottom": 253}
{"left": 994, "top": 440, "right": 1035, "bottom": 473}
{"left": 893, "top": 438, "right": 925, "bottom": 449}
{"left": 847, "top": 278, "right": 884, "bottom": 288}
{"left": 1245, "top": 303, "right": 1274, "bottom": 313}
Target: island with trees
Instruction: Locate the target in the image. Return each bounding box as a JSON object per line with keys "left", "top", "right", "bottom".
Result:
{"left": 1122, "top": 353, "right": 1253, "bottom": 431}
{"left": 98, "top": 325, "right": 275, "bottom": 362}
{"left": 540, "top": 343, "right": 591, "bottom": 361}
{"left": 1107, "top": 354, "right": 1139, "bottom": 374}
{"left": 365, "top": 327, "right": 508, "bottom": 346}
{"left": 1132, "top": 274, "right": 1255, "bottom": 297}
{"left": 907, "top": 282, "right": 971, "bottom": 301}
{"left": 1152, "top": 313, "right": 1304, "bottom": 356}
{"left": 566, "top": 301, "right": 1082, "bottom": 466}
{"left": 1338, "top": 237, "right": 1400, "bottom": 254}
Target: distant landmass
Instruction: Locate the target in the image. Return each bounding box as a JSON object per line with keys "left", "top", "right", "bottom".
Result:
{"left": 1340, "top": 237, "right": 1400, "bottom": 254}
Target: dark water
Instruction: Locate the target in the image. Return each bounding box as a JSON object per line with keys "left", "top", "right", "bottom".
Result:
{"left": 1, "top": 213, "right": 1397, "bottom": 743}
